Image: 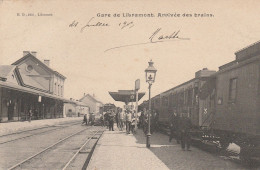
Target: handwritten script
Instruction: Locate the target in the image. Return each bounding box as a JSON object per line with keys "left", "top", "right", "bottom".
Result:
{"left": 105, "top": 28, "right": 190, "bottom": 52}
{"left": 69, "top": 17, "right": 134, "bottom": 32}
{"left": 68, "top": 18, "right": 190, "bottom": 52}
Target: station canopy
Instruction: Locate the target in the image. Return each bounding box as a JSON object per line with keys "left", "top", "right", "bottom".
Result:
{"left": 109, "top": 90, "right": 145, "bottom": 104}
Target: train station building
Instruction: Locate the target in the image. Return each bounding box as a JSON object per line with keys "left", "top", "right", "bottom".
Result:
{"left": 0, "top": 51, "right": 71, "bottom": 122}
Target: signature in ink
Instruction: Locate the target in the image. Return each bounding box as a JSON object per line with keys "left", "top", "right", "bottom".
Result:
{"left": 81, "top": 17, "right": 110, "bottom": 32}
{"left": 105, "top": 28, "right": 190, "bottom": 52}
{"left": 149, "top": 28, "right": 188, "bottom": 43}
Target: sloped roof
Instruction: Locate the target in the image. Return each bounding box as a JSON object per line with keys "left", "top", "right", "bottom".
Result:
{"left": 0, "top": 65, "right": 16, "bottom": 78}
{"left": 80, "top": 94, "right": 103, "bottom": 104}
{"left": 12, "top": 53, "right": 66, "bottom": 79}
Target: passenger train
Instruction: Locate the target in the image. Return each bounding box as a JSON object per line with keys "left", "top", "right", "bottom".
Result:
{"left": 139, "top": 41, "right": 260, "bottom": 161}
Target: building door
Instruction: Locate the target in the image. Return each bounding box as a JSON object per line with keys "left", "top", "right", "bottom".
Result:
{"left": 8, "top": 101, "right": 14, "bottom": 120}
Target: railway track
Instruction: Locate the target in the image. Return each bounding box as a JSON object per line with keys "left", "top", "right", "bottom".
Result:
{"left": 0, "top": 120, "right": 81, "bottom": 137}
{"left": 0, "top": 121, "right": 81, "bottom": 145}
{"left": 7, "top": 126, "right": 104, "bottom": 170}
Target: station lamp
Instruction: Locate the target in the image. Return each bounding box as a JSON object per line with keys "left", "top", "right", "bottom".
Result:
{"left": 144, "top": 59, "right": 157, "bottom": 148}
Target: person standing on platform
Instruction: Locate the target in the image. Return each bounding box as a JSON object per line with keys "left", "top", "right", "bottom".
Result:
{"left": 82, "top": 114, "right": 88, "bottom": 125}
{"left": 104, "top": 112, "right": 109, "bottom": 129}
{"left": 126, "top": 110, "right": 132, "bottom": 134}
{"left": 139, "top": 111, "right": 144, "bottom": 129}
{"left": 169, "top": 112, "right": 175, "bottom": 143}
{"left": 179, "top": 113, "right": 192, "bottom": 151}
{"left": 115, "top": 111, "right": 119, "bottom": 128}
{"left": 118, "top": 110, "right": 124, "bottom": 131}
{"left": 100, "top": 113, "right": 104, "bottom": 127}
{"left": 28, "top": 108, "right": 33, "bottom": 122}
{"left": 169, "top": 112, "right": 180, "bottom": 143}
{"left": 174, "top": 113, "right": 180, "bottom": 144}
{"left": 123, "top": 110, "right": 126, "bottom": 128}
{"left": 108, "top": 111, "right": 115, "bottom": 131}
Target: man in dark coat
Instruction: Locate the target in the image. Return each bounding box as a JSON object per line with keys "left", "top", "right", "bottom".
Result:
{"left": 104, "top": 112, "right": 109, "bottom": 129}
{"left": 82, "top": 114, "right": 88, "bottom": 125}
{"left": 108, "top": 111, "right": 115, "bottom": 131}
{"left": 115, "top": 112, "right": 119, "bottom": 128}
{"left": 169, "top": 112, "right": 180, "bottom": 143}
{"left": 179, "top": 113, "right": 192, "bottom": 151}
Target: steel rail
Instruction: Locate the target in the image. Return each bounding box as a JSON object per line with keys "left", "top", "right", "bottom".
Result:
{"left": 0, "top": 120, "right": 81, "bottom": 137}
{"left": 62, "top": 128, "right": 104, "bottom": 170}
{"left": 0, "top": 122, "right": 81, "bottom": 145}
{"left": 7, "top": 126, "right": 92, "bottom": 170}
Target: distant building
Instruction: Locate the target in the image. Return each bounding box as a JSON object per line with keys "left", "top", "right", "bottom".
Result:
{"left": 0, "top": 51, "right": 69, "bottom": 122}
{"left": 64, "top": 99, "right": 90, "bottom": 118}
{"left": 79, "top": 93, "right": 103, "bottom": 117}
{"left": 64, "top": 102, "right": 76, "bottom": 117}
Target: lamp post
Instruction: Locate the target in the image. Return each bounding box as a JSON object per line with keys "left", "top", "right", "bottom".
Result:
{"left": 145, "top": 60, "right": 157, "bottom": 148}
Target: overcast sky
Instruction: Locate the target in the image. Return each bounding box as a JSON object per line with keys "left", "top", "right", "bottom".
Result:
{"left": 1, "top": 0, "right": 260, "bottom": 107}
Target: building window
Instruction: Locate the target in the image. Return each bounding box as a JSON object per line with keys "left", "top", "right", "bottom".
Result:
{"left": 58, "top": 85, "right": 60, "bottom": 95}
{"left": 61, "top": 86, "right": 63, "bottom": 96}
{"left": 26, "top": 65, "right": 33, "bottom": 72}
{"left": 229, "top": 78, "right": 237, "bottom": 101}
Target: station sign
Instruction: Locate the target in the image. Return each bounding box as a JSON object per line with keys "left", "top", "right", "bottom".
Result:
{"left": 130, "top": 95, "right": 135, "bottom": 100}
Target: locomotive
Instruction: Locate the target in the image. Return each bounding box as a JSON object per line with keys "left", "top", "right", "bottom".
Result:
{"left": 139, "top": 41, "right": 260, "bottom": 161}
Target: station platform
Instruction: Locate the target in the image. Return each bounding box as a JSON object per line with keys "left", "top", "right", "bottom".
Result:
{"left": 87, "top": 126, "right": 243, "bottom": 170}
{"left": 0, "top": 117, "right": 82, "bottom": 136}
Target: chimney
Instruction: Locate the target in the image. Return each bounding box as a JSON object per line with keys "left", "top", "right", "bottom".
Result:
{"left": 23, "top": 51, "right": 30, "bottom": 57}
{"left": 44, "top": 60, "right": 50, "bottom": 67}
{"left": 93, "top": 93, "right": 95, "bottom": 97}
{"left": 31, "top": 51, "right": 37, "bottom": 57}
{"left": 84, "top": 93, "right": 85, "bottom": 96}
{"left": 70, "top": 98, "right": 72, "bottom": 100}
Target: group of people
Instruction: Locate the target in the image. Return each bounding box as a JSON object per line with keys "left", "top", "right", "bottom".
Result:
{"left": 103, "top": 110, "right": 116, "bottom": 131}
{"left": 87, "top": 108, "right": 192, "bottom": 151}
{"left": 138, "top": 109, "right": 159, "bottom": 135}
{"left": 169, "top": 112, "right": 192, "bottom": 151}
{"left": 82, "top": 113, "right": 95, "bottom": 126}
{"left": 103, "top": 109, "right": 137, "bottom": 134}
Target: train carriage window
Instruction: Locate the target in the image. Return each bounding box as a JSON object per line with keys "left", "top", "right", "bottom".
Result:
{"left": 172, "top": 93, "right": 176, "bottom": 107}
{"left": 188, "top": 89, "right": 192, "bottom": 106}
{"left": 229, "top": 78, "right": 237, "bottom": 101}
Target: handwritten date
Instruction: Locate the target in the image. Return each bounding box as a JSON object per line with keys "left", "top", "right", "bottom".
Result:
{"left": 68, "top": 18, "right": 135, "bottom": 32}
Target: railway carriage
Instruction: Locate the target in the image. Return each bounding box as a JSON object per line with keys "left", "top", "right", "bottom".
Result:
{"left": 140, "top": 41, "right": 260, "bottom": 161}
{"left": 151, "top": 68, "right": 216, "bottom": 128}
{"left": 210, "top": 42, "right": 260, "bottom": 160}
